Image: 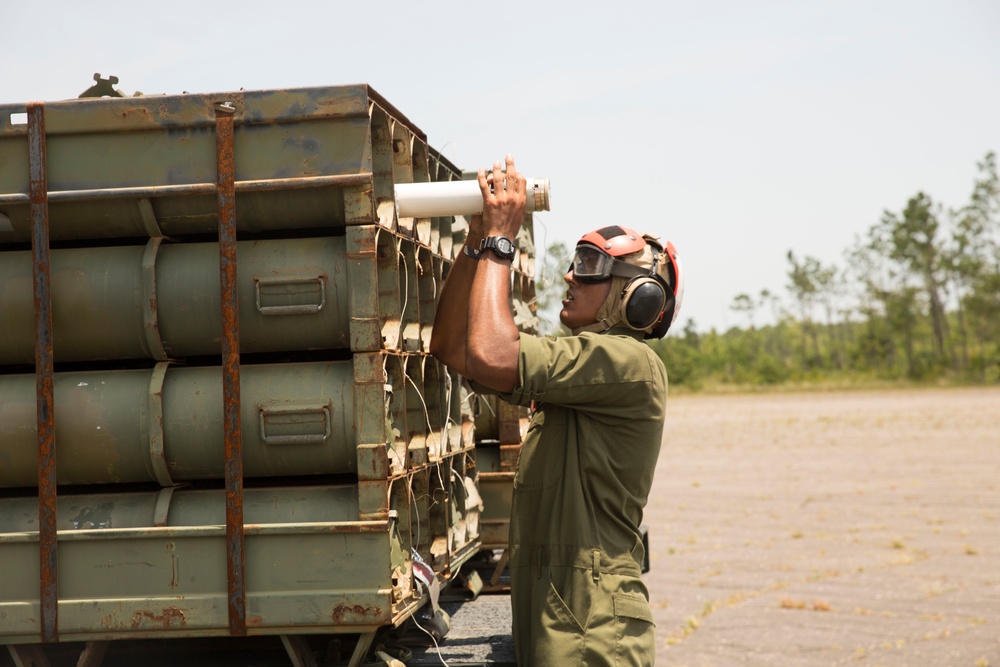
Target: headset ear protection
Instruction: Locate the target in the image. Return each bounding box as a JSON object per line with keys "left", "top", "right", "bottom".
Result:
{"left": 573, "top": 226, "right": 683, "bottom": 338}
{"left": 619, "top": 277, "right": 669, "bottom": 331}
{"left": 617, "top": 236, "right": 677, "bottom": 337}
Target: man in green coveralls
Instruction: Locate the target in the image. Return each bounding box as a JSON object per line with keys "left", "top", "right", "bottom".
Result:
{"left": 430, "top": 155, "right": 683, "bottom": 666}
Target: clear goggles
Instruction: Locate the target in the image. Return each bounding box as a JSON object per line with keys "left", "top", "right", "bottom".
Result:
{"left": 570, "top": 243, "right": 656, "bottom": 284}
{"left": 571, "top": 244, "right": 629, "bottom": 283}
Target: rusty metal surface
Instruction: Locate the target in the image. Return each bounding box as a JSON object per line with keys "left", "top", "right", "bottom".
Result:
{"left": 215, "top": 104, "right": 246, "bottom": 637}
{"left": 28, "top": 102, "right": 58, "bottom": 644}
{"left": 476, "top": 472, "right": 514, "bottom": 551}
{"left": 499, "top": 444, "right": 522, "bottom": 472}
{"left": 0, "top": 523, "right": 397, "bottom": 642}
{"left": 496, "top": 400, "right": 523, "bottom": 446}
{"left": 0, "top": 85, "right": 374, "bottom": 136}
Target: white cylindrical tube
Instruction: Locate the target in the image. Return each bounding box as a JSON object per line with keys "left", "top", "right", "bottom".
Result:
{"left": 395, "top": 177, "right": 550, "bottom": 218}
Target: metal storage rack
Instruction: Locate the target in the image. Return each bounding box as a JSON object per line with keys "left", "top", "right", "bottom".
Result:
{"left": 0, "top": 84, "right": 536, "bottom": 666}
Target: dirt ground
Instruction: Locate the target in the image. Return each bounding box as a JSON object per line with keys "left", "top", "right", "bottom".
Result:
{"left": 6, "top": 388, "right": 997, "bottom": 667}
{"left": 645, "top": 386, "right": 1000, "bottom": 667}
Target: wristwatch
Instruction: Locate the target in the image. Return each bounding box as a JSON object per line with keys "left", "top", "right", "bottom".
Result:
{"left": 480, "top": 236, "right": 516, "bottom": 261}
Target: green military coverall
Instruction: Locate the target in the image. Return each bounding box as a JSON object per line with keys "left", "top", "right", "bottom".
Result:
{"left": 482, "top": 325, "right": 667, "bottom": 666}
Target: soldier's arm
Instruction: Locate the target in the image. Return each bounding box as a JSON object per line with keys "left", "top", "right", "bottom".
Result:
{"left": 429, "top": 214, "right": 484, "bottom": 376}
{"left": 465, "top": 156, "right": 525, "bottom": 392}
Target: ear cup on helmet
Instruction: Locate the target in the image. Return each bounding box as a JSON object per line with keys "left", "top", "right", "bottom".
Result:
{"left": 620, "top": 278, "right": 668, "bottom": 330}
{"left": 648, "top": 294, "right": 677, "bottom": 339}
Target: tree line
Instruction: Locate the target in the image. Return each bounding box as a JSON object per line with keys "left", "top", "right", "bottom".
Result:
{"left": 538, "top": 151, "right": 1000, "bottom": 390}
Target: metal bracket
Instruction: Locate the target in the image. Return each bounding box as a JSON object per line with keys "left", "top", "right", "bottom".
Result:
{"left": 78, "top": 73, "right": 124, "bottom": 99}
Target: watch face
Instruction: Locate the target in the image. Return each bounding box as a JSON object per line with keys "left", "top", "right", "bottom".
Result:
{"left": 483, "top": 236, "right": 516, "bottom": 259}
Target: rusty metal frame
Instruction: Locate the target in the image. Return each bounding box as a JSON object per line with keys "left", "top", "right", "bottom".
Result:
{"left": 27, "top": 102, "right": 58, "bottom": 644}
{"left": 215, "top": 102, "right": 246, "bottom": 636}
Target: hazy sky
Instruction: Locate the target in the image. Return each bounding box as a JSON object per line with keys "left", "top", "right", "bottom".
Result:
{"left": 5, "top": 0, "right": 999, "bottom": 332}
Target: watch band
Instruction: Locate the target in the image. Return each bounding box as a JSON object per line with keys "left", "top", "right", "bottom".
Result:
{"left": 480, "top": 236, "right": 516, "bottom": 260}
{"left": 462, "top": 245, "right": 483, "bottom": 260}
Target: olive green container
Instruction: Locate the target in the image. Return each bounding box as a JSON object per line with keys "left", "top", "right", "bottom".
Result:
{"left": 0, "top": 237, "right": 349, "bottom": 364}
{"left": 0, "top": 452, "right": 482, "bottom": 644}
{"left": 0, "top": 85, "right": 427, "bottom": 243}
{"left": 0, "top": 485, "right": 409, "bottom": 642}
{"left": 0, "top": 361, "right": 356, "bottom": 487}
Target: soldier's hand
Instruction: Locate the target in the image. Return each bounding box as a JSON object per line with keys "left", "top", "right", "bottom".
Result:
{"left": 479, "top": 154, "right": 526, "bottom": 241}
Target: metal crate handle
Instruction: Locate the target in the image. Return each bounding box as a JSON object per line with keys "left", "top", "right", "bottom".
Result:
{"left": 258, "top": 403, "right": 332, "bottom": 445}
{"left": 253, "top": 275, "right": 326, "bottom": 316}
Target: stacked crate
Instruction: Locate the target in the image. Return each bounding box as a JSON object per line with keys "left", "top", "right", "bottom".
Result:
{"left": 0, "top": 85, "right": 535, "bottom": 661}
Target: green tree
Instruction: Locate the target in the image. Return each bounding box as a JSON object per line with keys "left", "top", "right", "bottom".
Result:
{"left": 730, "top": 293, "right": 757, "bottom": 330}
{"left": 877, "top": 193, "right": 951, "bottom": 364}
{"left": 883, "top": 286, "right": 921, "bottom": 378}
{"left": 535, "top": 241, "right": 571, "bottom": 335}
{"left": 758, "top": 288, "right": 792, "bottom": 362}
{"left": 948, "top": 152, "right": 1000, "bottom": 377}
{"left": 812, "top": 260, "right": 843, "bottom": 369}
{"left": 845, "top": 232, "right": 900, "bottom": 376}
{"left": 640, "top": 151, "right": 1000, "bottom": 389}
{"left": 785, "top": 251, "right": 827, "bottom": 367}
{"left": 649, "top": 319, "right": 705, "bottom": 389}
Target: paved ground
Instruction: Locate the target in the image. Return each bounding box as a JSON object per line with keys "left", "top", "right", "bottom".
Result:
{"left": 416, "top": 386, "right": 1000, "bottom": 667}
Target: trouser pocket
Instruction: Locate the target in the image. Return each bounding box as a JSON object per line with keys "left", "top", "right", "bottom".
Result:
{"left": 528, "top": 567, "right": 592, "bottom": 664}
{"left": 517, "top": 564, "right": 656, "bottom": 666}
{"left": 545, "top": 574, "right": 585, "bottom": 633}
{"left": 612, "top": 592, "right": 655, "bottom": 667}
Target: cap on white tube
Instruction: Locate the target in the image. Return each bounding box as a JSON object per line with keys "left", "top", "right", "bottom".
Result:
{"left": 395, "top": 177, "right": 550, "bottom": 218}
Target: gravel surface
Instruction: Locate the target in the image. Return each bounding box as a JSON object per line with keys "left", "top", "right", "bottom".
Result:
{"left": 408, "top": 596, "right": 517, "bottom": 666}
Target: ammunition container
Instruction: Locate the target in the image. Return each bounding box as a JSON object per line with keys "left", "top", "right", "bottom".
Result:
{"left": 0, "top": 361, "right": 356, "bottom": 487}
{"left": 0, "top": 86, "right": 400, "bottom": 243}
{"left": 0, "top": 237, "right": 349, "bottom": 364}
{"left": 0, "top": 83, "right": 525, "bottom": 653}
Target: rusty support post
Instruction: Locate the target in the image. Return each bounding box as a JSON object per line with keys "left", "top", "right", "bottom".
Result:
{"left": 27, "top": 102, "right": 59, "bottom": 644}
{"left": 215, "top": 102, "right": 246, "bottom": 636}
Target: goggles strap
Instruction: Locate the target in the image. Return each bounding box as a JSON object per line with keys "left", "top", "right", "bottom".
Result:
{"left": 608, "top": 260, "right": 649, "bottom": 281}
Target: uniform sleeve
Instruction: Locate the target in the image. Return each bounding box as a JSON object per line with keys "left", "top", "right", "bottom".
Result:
{"left": 506, "top": 332, "right": 665, "bottom": 418}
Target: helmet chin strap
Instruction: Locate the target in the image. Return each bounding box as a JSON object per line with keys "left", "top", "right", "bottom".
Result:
{"left": 571, "top": 317, "right": 616, "bottom": 336}
{"left": 571, "top": 274, "right": 629, "bottom": 335}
